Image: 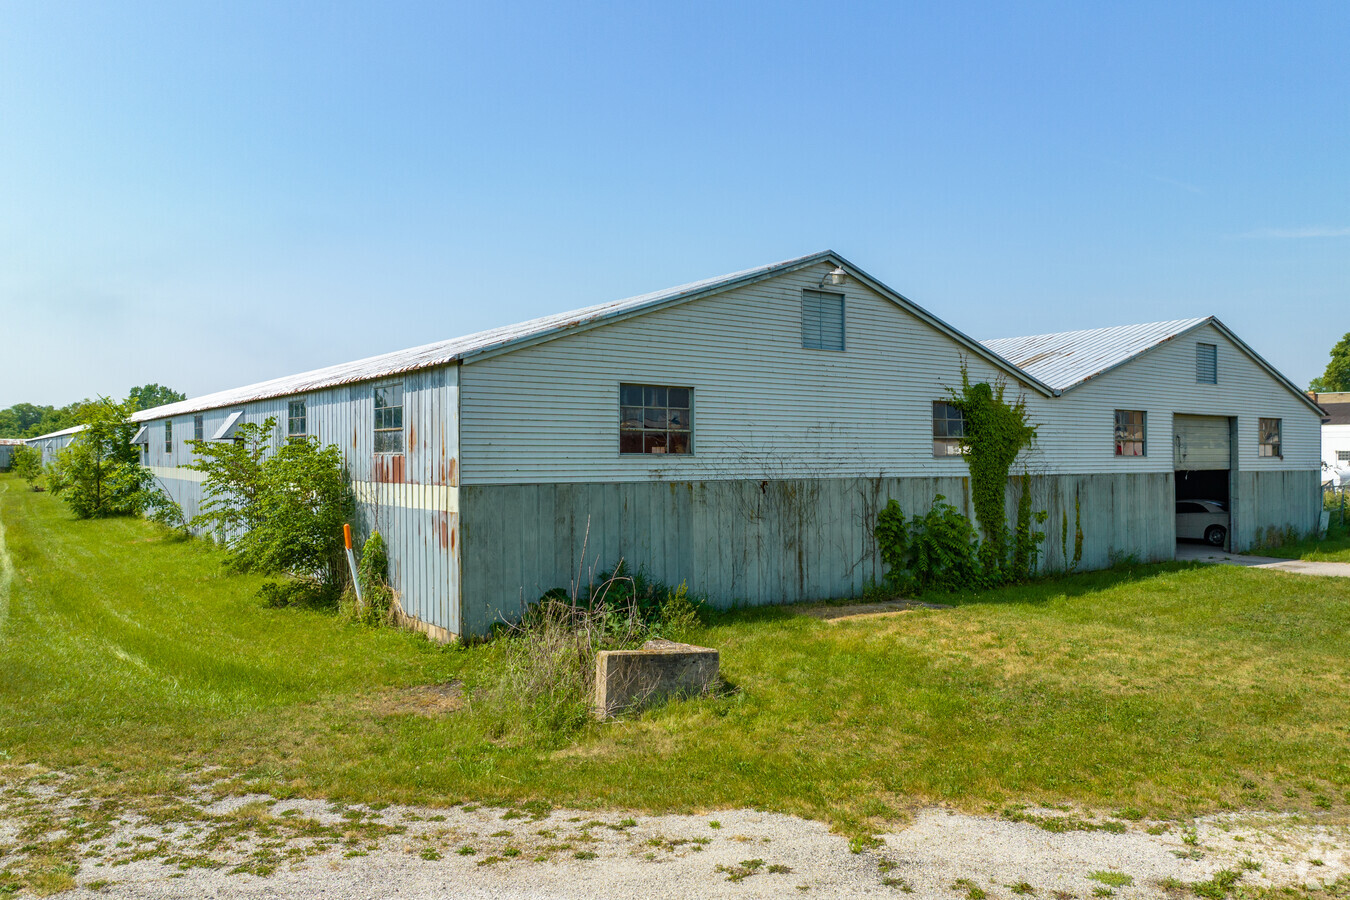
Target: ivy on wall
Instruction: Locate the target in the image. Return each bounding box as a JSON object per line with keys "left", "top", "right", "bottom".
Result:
{"left": 946, "top": 366, "right": 1038, "bottom": 578}
{"left": 875, "top": 365, "right": 1051, "bottom": 592}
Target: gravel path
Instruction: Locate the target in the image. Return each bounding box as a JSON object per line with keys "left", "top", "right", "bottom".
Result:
{"left": 3, "top": 770, "right": 1346, "bottom": 899}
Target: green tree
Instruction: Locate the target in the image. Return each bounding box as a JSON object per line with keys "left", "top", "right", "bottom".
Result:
{"left": 128, "top": 384, "right": 187, "bottom": 411}
{"left": 10, "top": 445, "right": 43, "bottom": 488}
{"left": 48, "top": 398, "right": 158, "bottom": 518}
{"left": 1309, "top": 332, "right": 1350, "bottom": 393}
{"left": 186, "top": 418, "right": 354, "bottom": 600}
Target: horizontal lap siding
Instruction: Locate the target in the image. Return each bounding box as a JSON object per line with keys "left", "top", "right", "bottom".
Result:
{"left": 459, "top": 265, "right": 1319, "bottom": 487}
{"left": 1035, "top": 323, "right": 1321, "bottom": 476}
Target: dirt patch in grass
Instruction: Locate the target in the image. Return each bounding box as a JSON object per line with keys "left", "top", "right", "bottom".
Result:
{"left": 801, "top": 599, "right": 952, "bottom": 622}
{"left": 368, "top": 681, "right": 465, "bottom": 717}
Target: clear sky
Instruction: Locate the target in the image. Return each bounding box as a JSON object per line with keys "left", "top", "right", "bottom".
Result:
{"left": 2, "top": 1, "right": 1346, "bottom": 407}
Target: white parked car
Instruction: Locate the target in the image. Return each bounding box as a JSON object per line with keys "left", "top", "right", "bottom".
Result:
{"left": 1176, "top": 500, "right": 1228, "bottom": 547}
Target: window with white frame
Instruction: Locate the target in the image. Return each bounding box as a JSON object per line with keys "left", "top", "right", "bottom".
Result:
{"left": 801, "top": 290, "right": 845, "bottom": 351}
{"left": 374, "top": 384, "right": 403, "bottom": 454}
{"left": 1339, "top": 450, "right": 1350, "bottom": 463}
{"left": 932, "top": 401, "right": 966, "bottom": 456}
{"left": 288, "top": 399, "right": 307, "bottom": 442}
{"left": 619, "top": 384, "right": 692, "bottom": 454}
{"left": 1114, "top": 409, "right": 1146, "bottom": 456}
{"left": 1196, "top": 343, "right": 1218, "bottom": 384}
{"left": 164, "top": 420, "right": 173, "bottom": 454}
{"left": 193, "top": 415, "right": 204, "bottom": 442}
{"left": 1258, "top": 418, "right": 1282, "bottom": 458}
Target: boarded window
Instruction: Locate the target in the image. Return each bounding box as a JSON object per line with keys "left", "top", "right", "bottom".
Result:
{"left": 801, "top": 290, "right": 845, "bottom": 351}
{"left": 374, "top": 383, "right": 404, "bottom": 454}
{"left": 1196, "top": 343, "right": 1217, "bottom": 384}
{"left": 288, "top": 399, "right": 307, "bottom": 441}
{"left": 1258, "top": 417, "right": 1282, "bottom": 458}
{"left": 932, "top": 401, "right": 966, "bottom": 456}
{"left": 193, "top": 415, "right": 203, "bottom": 442}
{"left": 1114, "top": 409, "right": 1146, "bottom": 456}
{"left": 619, "top": 383, "right": 692, "bottom": 455}
{"left": 164, "top": 420, "right": 173, "bottom": 455}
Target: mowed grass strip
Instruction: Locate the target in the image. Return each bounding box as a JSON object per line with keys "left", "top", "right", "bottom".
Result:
{"left": 2, "top": 473, "right": 1349, "bottom": 835}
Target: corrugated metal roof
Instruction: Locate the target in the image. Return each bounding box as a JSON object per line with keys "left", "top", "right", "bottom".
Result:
{"left": 131, "top": 251, "right": 843, "bottom": 421}
{"left": 981, "top": 318, "right": 1212, "bottom": 391}
{"left": 26, "top": 424, "right": 88, "bottom": 441}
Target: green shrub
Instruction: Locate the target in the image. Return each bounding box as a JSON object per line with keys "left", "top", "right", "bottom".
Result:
{"left": 48, "top": 398, "right": 164, "bottom": 519}
{"left": 876, "top": 495, "right": 980, "bottom": 593}
{"left": 186, "top": 418, "right": 354, "bottom": 601}
{"left": 10, "top": 445, "right": 43, "bottom": 488}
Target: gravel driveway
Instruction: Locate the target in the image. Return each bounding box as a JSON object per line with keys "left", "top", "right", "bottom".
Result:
{"left": 3, "top": 768, "right": 1346, "bottom": 899}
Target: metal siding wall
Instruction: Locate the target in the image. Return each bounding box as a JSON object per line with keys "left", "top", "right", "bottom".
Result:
{"left": 139, "top": 365, "right": 462, "bottom": 637}
{"left": 459, "top": 268, "right": 1320, "bottom": 488}
{"left": 458, "top": 472, "right": 1174, "bottom": 636}
{"left": 1232, "top": 469, "right": 1322, "bottom": 551}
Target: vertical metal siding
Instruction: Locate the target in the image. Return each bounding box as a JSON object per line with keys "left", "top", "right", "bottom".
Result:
{"left": 142, "top": 365, "right": 462, "bottom": 637}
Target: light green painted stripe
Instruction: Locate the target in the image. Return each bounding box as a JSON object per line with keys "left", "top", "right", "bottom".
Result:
{"left": 148, "top": 466, "right": 457, "bottom": 512}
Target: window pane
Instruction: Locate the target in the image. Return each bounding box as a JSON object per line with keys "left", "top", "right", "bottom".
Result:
{"left": 645, "top": 432, "right": 668, "bottom": 454}
{"left": 620, "top": 384, "right": 643, "bottom": 406}
{"left": 644, "top": 408, "right": 668, "bottom": 429}
{"left": 668, "top": 388, "right": 690, "bottom": 408}
{"left": 644, "top": 386, "right": 667, "bottom": 407}
{"left": 620, "top": 406, "right": 643, "bottom": 429}
{"left": 668, "top": 432, "right": 691, "bottom": 454}
{"left": 619, "top": 430, "right": 643, "bottom": 454}
{"left": 374, "top": 430, "right": 404, "bottom": 454}
{"left": 668, "top": 408, "right": 688, "bottom": 429}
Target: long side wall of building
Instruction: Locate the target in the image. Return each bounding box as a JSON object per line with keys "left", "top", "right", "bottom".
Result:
{"left": 458, "top": 472, "right": 1174, "bottom": 636}
{"left": 141, "top": 366, "right": 463, "bottom": 639}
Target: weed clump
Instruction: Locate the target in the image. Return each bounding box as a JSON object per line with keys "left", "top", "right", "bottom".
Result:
{"left": 479, "top": 559, "right": 709, "bottom": 733}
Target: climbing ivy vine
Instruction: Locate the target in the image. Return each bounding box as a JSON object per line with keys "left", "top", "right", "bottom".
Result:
{"left": 873, "top": 365, "right": 1051, "bottom": 593}
{"left": 947, "top": 366, "right": 1038, "bottom": 579}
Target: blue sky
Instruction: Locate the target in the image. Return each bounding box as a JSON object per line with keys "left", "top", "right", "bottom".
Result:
{"left": 2, "top": 1, "right": 1346, "bottom": 406}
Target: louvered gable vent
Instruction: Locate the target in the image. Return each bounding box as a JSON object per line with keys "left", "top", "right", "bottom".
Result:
{"left": 802, "top": 289, "right": 845, "bottom": 351}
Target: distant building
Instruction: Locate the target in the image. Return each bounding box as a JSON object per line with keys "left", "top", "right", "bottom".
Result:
{"left": 1312, "top": 391, "right": 1350, "bottom": 476}
{"left": 53, "top": 251, "right": 1323, "bottom": 640}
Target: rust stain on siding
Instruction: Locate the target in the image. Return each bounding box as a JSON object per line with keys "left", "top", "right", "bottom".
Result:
{"left": 375, "top": 454, "right": 405, "bottom": 483}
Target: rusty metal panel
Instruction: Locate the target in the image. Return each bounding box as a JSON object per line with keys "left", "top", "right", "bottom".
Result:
{"left": 134, "top": 364, "right": 462, "bottom": 639}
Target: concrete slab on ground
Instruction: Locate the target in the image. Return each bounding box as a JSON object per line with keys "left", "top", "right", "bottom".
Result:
{"left": 1175, "top": 543, "right": 1350, "bottom": 577}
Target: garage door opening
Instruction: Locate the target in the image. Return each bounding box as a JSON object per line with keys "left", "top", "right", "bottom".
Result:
{"left": 1174, "top": 414, "right": 1233, "bottom": 552}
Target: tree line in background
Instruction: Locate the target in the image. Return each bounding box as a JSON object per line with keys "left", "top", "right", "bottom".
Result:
{"left": 0, "top": 384, "right": 185, "bottom": 438}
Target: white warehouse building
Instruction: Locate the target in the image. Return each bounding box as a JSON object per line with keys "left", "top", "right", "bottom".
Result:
{"left": 43, "top": 252, "right": 1320, "bottom": 640}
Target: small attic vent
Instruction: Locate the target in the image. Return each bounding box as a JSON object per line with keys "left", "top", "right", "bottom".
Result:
{"left": 1196, "top": 343, "right": 1217, "bottom": 384}
{"left": 802, "top": 290, "right": 845, "bottom": 351}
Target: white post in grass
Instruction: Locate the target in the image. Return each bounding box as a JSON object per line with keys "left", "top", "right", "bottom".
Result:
{"left": 344, "top": 524, "right": 364, "bottom": 611}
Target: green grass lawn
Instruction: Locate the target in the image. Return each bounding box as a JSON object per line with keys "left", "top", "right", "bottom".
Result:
{"left": 1256, "top": 519, "right": 1350, "bottom": 563}
{"left": 3, "top": 473, "right": 1350, "bottom": 837}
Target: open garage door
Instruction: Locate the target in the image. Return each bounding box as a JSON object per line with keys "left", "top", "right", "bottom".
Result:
{"left": 1174, "top": 415, "right": 1232, "bottom": 551}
